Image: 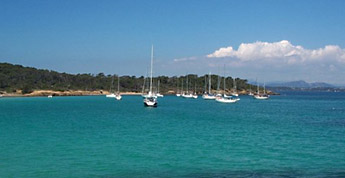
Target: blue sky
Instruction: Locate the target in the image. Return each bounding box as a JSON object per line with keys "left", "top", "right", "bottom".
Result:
{"left": 1, "top": 0, "right": 345, "bottom": 84}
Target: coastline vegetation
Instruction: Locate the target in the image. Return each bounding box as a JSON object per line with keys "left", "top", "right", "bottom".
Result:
{"left": 0, "top": 62, "right": 261, "bottom": 95}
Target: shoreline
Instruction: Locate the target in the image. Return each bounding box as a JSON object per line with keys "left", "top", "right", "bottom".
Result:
{"left": 0, "top": 89, "right": 278, "bottom": 97}
{"left": 0, "top": 90, "right": 143, "bottom": 97}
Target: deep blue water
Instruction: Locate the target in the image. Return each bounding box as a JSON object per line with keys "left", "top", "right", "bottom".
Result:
{"left": 1, "top": 92, "right": 345, "bottom": 177}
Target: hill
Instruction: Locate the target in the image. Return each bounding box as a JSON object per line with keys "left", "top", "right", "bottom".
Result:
{"left": 0, "top": 62, "right": 257, "bottom": 95}
{"left": 267, "top": 80, "right": 335, "bottom": 88}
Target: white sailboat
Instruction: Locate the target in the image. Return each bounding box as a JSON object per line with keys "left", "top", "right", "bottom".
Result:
{"left": 48, "top": 95, "right": 53, "bottom": 98}
{"left": 192, "top": 80, "right": 198, "bottom": 99}
{"left": 182, "top": 75, "right": 193, "bottom": 98}
{"left": 248, "top": 84, "right": 254, "bottom": 96}
{"left": 156, "top": 80, "right": 164, "bottom": 97}
{"left": 202, "top": 72, "right": 216, "bottom": 100}
{"left": 115, "top": 75, "right": 122, "bottom": 100}
{"left": 143, "top": 45, "right": 158, "bottom": 107}
{"left": 216, "top": 69, "right": 238, "bottom": 103}
{"left": 141, "top": 71, "right": 147, "bottom": 98}
{"left": 231, "top": 78, "right": 239, "bottom": 96}
{"left": 106, "top": 75, "right": 116, "bottom": 98}
{"left": 254, "top": 80, "right": 269, "bottom": 100}
{"left": 176, "top": 78, "right": 181, "bottom": 97}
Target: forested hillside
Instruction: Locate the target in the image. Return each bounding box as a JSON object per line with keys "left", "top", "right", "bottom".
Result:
{"left": 0, "top": 63, "right": 254, "bottom": 94}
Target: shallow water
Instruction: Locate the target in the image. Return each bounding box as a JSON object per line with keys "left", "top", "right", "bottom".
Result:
{"left": 1, "top": 92, "right": 345, "bottom": 177}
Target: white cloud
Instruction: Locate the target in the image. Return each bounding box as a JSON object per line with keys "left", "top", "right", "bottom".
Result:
{"left": 207, "top": 40, "right": 345, "bottom": 64}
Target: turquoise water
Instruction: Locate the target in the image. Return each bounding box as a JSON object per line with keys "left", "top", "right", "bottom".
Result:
{"left": 1, "top": 92, "right": 345, "bottom": 177}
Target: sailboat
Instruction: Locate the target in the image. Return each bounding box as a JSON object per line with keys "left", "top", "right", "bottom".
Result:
{"left": 216, "top": 75, "right": 238, "bottom": 103}
{"left": 115, "top": 75, "right": 122, "bottom": 100}
{"left": 216, "top": 74, "right": 222, "bottom": 97}
{"left": 106, "top": 75, "right": 116, "bottom": 98}
{"left": 156, "top": 80, "right": 164, "bottom": 97}
{"left": 141, "top": 71, "right": 147, "bottom": 97}
{"left": 254, "top": 80, "right": 269, "bottom": 100}
{"left": 48, "top": 95, "right": 53, "bottom": 98}
{"left": 182, "top": 75, "right": 193, "bottom": 98}
{"left": 231, "top": 78, "right": 239, "bottom": 96}
{"left": 202, "top": 72, "right": 216, "bottom": 100}
{"left": 176, "top": 78, "right": 181, "bottom": 97}
{"left": 143, "top": 45, "right": 158, "bottom": 107}
{"left": 248, "top": 84, "right": 254, "bottom": 96}
{"left": 192, "top": 79, "right": 198, "bottom": 99}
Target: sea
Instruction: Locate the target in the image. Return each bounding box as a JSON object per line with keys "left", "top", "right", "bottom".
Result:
{"left": 1, "top": 91, "right": 345, "bottom": 177}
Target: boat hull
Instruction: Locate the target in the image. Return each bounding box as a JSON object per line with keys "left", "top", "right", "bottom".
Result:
{"left": 216, "top": 97, "right": 238, "bottom": 103}
{"left": 254, "top": 95, "right": 269, "bottom": 100}
{"left": 202, "top": 94, "right": 216, "bottom": 100}
{"left": 106, "top": 94, "right": 116, "bottom": 98}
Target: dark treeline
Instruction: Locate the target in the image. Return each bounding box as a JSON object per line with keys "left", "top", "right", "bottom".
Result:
{"left": 0, "top": 63, "right": 256, "bottom": 94}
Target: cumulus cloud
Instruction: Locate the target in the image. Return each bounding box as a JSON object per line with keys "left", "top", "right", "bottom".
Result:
{"left": 207, "top": 40, "right": 345, "bottom": 64}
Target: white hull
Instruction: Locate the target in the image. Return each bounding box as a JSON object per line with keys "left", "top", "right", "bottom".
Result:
{"left": 216, "top": 97, "right": 238, "bottom": 103}
{"left": 202, "top": 94, "right": 216, "bottom": 100}
{"left": 192, "top": 95, "right": 198, "bottom": 99}
{"left": 156, "top": 93, "right": 164, "bottom": 97}
{"left": 182, "top": 94, "right": 193, "bottom": 98}
{"left": 106, "top": 93, "right": 116, "bottom": 98}
{"left": 231, "top": 93, "right": 239, "bottom": 97}
{"left": 48, "top": 95, "right": 53, "bottom": 98}
{"left": 176, "top": 94, "right": 181, "bottom": 97}
{"left": 248, "top": 93, "right": 254, "bottom": 96}
{"left": 115, "top": 95, "right": 122, "bottom": 100}
{"left": 254, "top": 95, "right": 269, "bottom": 100}
{"left": 144, "top": 97, "right": 157, "bottom": 107}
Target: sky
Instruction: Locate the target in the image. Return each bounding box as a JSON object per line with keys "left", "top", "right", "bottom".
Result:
{"left": 1, "top": 0, "right": 345, "bottom": 84}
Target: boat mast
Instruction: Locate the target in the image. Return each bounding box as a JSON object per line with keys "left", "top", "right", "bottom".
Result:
{"left": 150, "top": 45, "right": 153, "bottom": 94}
{"left": 217, "top": 75, "right": 220, "bottom": 94}
{"left": 223, "top": 65, "right": 226, "bottom": 95}
{"left": 204, "top": 75, "right": 207, "bottom": 93}
{"left": 263, "top": 81, "right": 266, "bottom": 95}
{"left": 181, "top": 78, "right": 184, "bottom": 94}
{"left": 158, "top": 80, "right": 160, "bottom": 93}
{"left": 110, "top": 75, "right": 114, "bottom": 93}
{"left": 208, "top": 72, "right": 211, "bottom": 94}
{"left": 117, "top": 75, "right": 120, "bottom": 94}
{"left": 186, "top": 75, "right": 189, "bottom": 94}
{"left": 256, "top": 78, "right": 260, "bottom": 95}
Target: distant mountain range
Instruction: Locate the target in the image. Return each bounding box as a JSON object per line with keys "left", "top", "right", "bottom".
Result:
{"left": 267, "top": 80, "right": 335, "bottom": 88}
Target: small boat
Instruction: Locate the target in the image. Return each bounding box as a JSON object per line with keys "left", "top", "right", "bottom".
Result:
{"left": 143, "top": 45, "right": 158, "bottom": 107}
{"left": 215, "top": 65, "right": 239, "bottom": 103}
{"left": 156, "top": 80, "right": 164, "bottom": 97}
{"left": 48, "top": 95, "right": 53, "bottom": 98}
{"left": 192, "top": 79, "right": 198, "bottom": 99}
{"left": 115, "top": 76, "right": 122, "bottom": 100}
{"left": 231, "top": 78, "right": 239, "bottom": 96}
{"left": 192, "top": 93, "right": 198, "bottom": 99}
{"left": 182, "top": 75, "right": 193, "bottom": 99}
{"left": 106, "top": 75, "right": 116, "bottom": 98}
{"left": 182, "top": 93, "right": 193, "bottom": 98}
{"left": 248, "top": 84, "right": 254, "bottom": 96}
{"left": 202, "top": 72, "right": 216, "bottom": 100}
{"left": 144, "top": 95, "right": 157, "bottom": 107}
{"left": 254, "top": 80, "right": 269, "bottom": 100}
{"left": 106, "top": 93, "right": 116, "bottom": 98}
{"left": 216, "top": 95, "right": 238, "bottom": 103}
{"left": 202, "top": 94, "right": 216, "bottom": 100}
{"left": 176, "top": 78, "right": 181, "bottom": 97}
